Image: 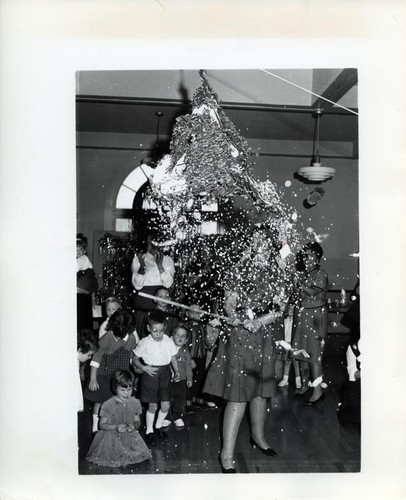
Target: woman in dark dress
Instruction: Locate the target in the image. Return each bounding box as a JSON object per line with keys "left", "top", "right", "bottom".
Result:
{"left": 204, "top": 228, "right": 283, "bottom": 473}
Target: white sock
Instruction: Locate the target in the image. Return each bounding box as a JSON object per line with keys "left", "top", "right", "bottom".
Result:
{"left": 295, "top": 376, "right": 302, "bottom": 388}
{"left": 155, "top": 410, "right": 168, "bottom": 429}
{"left": 278, "top": 375, "right": 289, "bottom": 387}
{"left": 92, "top": 414, "right": 99, "bottom": 433}
{"left": 146, "top": 411, "right": 155, "bottom": 434}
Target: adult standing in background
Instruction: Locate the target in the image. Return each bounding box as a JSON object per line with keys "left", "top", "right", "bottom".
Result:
{"left": 131, "top": 232, "right": 175, "bottom": 338}
{"left": 77, "top": 233, "right": 98, "bottom": 330}
{"left": 291, "top": 242, "right": 329, "bottom": 406}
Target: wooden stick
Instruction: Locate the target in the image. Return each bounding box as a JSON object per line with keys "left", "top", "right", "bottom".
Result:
{"left": 137, "top": 291, "right": 230, "bottom": 322}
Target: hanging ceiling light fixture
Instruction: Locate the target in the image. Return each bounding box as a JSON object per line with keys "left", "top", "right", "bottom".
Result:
{"left": 297, "top": 108, "right": 336, "bottom": 182}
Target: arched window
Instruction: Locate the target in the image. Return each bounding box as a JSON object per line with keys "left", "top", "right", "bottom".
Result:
{"left": 114, "top": 164, "right": 226, "bottom": 235}
{"left": 114, "top": 165, "right": 155, "bottom": 232}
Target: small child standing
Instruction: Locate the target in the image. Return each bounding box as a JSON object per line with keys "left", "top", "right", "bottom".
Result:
{"left": 185, "top": 305, "right": 209, "bottom": 408}
{"left": 161, "top": 324, "right": 193, "bottom": 429}
{"left": 139, "top": 287, "right": 180, "bottom": 339}
{"left": 132, "top": 310, "right": 179, "bottom": 446}
{"left": 153, "top": 287, "right": 180, "bottom": 334}
{"left": 98, "top": 296, "right": 122, "bottom": 339}
{"left": 86, "top": 370, "right": 152, "bottom": 467}
{"left": 77, "top": 329, "right": 98, "bottom": 413}
{"left": 84, "top": 310, "right": 138, "bottom": 433}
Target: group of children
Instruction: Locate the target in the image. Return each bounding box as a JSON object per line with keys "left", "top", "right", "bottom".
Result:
{"left": 77, "top": 287, "right": 220, "bottom": 467}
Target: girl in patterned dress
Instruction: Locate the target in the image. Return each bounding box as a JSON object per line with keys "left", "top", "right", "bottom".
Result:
{"left": 86, "top": 370, "right": 151, "bottom": 467}
{"left": 84, "top": 309, "right": 139, "bottom": 433}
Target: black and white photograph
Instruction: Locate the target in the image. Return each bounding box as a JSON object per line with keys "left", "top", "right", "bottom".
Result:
{"left": 1, "top": 1, "right": 405, "bottom": 499}
{"left": 76, "top": 68, "right": 360, "bottom": 474}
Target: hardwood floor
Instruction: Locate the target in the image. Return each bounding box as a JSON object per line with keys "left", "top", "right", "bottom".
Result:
{"left": 78, "top": 333, "right": 360, "bottom": 474}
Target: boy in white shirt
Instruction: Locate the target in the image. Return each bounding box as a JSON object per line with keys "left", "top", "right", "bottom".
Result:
{"left": 133, "top": 309, "right": 179, "bottom": 446}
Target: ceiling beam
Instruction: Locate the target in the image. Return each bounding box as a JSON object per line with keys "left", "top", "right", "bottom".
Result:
{"left": 313, "top": 68, "right": 358, "bottom": 111}
{"left": 76, "top": 95, "right": 352, "bottom": 116}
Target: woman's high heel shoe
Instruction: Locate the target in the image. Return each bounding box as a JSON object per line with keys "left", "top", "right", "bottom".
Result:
{"left": 294, "top": 387, "right": 311, "bottom": 399}
{"left": 303, "top": 392, "right": 325, "bottom": 407}
{"left": 218, "top": 455, "right": 236, "bottom": 473}
{"left": 249, "top": 437, "right": 278, "bottom": 457}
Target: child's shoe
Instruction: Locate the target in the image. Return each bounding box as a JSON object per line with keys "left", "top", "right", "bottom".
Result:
{"left": 278, "top": 377, "right": 289, "bottom": 387}
{"left": 145, "top": 432, "right": 158, "bottom": 447}
{"left": 174, "top": 418, "right": 185, "bottom": 428}
{"left": 156, "top": 428, "right": 169, "bottom": 441}
{"left": 161, "top": 419, "right": 172, "bottom": 427}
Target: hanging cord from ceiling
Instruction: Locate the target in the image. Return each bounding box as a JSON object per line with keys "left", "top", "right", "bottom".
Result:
{"left": 260, "top": 69, "right": 359, "bottom": 116}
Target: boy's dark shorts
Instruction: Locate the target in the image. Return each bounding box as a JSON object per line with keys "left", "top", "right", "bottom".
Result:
{"left": 140, "top": 364, "right": 171, "bottom": 403}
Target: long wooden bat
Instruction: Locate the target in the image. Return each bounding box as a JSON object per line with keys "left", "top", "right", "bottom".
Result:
{"left": 137, "top": 291, "right": 229, "bottom": 322}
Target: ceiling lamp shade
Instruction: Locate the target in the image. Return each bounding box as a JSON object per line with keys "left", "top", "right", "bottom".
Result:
{"left": 298, "top": 163, "right": 336, "bottom": 182}
{"left": 297, "top": 108, "right": 336, "bottom": 182}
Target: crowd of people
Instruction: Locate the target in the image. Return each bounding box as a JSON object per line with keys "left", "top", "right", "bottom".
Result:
{"left": 77, "top": 229, "right": 360, "bottom": 472}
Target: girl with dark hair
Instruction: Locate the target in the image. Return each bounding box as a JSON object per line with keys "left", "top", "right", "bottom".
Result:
{"left": 86, "top": 370, "right": 151, "bottom": 467}
{"left": 84, "top": 310, "right": 139, "bottom": 433}
{"left": 291, "top": 241, "right": 329, "bottom": 406}
{"left": 131, "top": 232, "right": 176, "bottom": 337}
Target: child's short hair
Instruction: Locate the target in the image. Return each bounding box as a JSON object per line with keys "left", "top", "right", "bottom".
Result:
{"left": 147, "top": 309, "right": 167, "bottom": 327}
{"left": 76, "top": 233, "right": 88, "bottom": 249}
{"left": 154, "top": 287, "right": 169, "bottom": 296}
{"left": 111, "top": 370, "right": 134, "bottom": 394}
{"left": 105, "top": 310, "right": 134, "bottom": 339}
{"left": 186, "top": 304, "right": 203, "bottom": 319}
{"left": 105, "top": 296, "right": 121, "bottom": 307}
{"left": 172, "top": 322, "right": 189, "bottom": 336}
{"left": 77, "top": 329, "right": 98, "bottom": 353}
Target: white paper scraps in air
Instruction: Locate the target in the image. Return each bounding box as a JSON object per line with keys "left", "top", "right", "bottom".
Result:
{"left": 279, "top": 244, "right": 292, "bottom": 259}
{"left": 247, "top": 308, "right": 254, "bottom": 320}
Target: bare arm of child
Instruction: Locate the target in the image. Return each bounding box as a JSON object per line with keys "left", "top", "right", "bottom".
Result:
{"left": 88, "top": 365, "right": 99, "bottom": 391}
{"left": 99, "top": 417, "right": 126, "bottom": 432}
{"left": 171, "top": 355, "right": 180, "bottom": 381}
{"left": 132, "top": 415, "right": 141, "bottom": 431}
{"left": 132, "top": 355, "right": 158, "bottom": 377}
